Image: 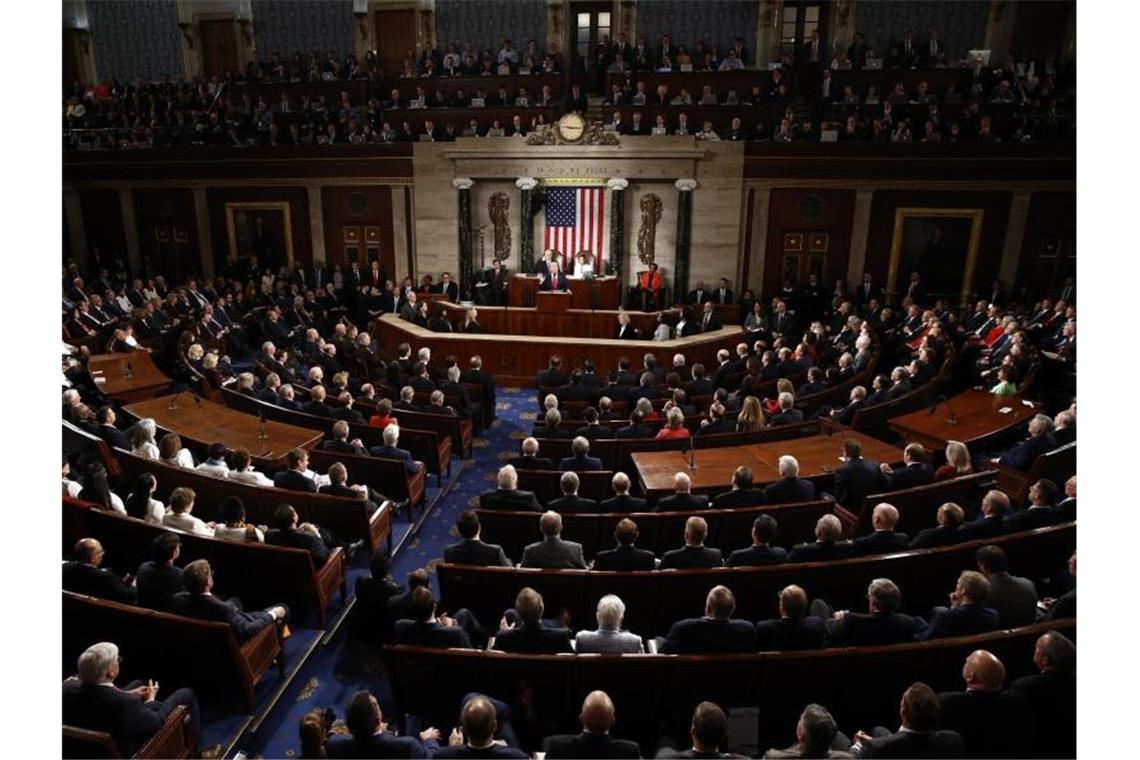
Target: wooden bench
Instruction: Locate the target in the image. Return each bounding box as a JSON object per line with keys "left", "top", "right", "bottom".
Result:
{"left": 382, "top": 619, "right": 1074, "bottom": 754}
{"left": 847, "top": 379, "right": 945, "bottom": 441}
{"left": 834, "top": 470, "right": 999, "bottom": 537}
{"left": 307, "top": 447, "right": 426, "bottom": 515}
{"left": 391, "top": 407, "right": 474, "bottom": 459}
{"left": 63, "top": 704, "right": 196, "bottom": 759}
{"left": 477, "top": 499, "right": 835, "bottom": 562}
{"left": 63, "top": 591, "right": 283, "bottom": 712}
{"left": 437, "top": 523, "right": 1075, "bottom": 637}
{"left": 64, "top": 498, "right": 347, "bottom": 628}
{"left": 989, "top": 442, "right": 1076, "bottom": 506}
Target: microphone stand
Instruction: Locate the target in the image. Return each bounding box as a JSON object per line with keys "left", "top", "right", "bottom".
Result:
{"left": 167, "top": 389, "right": 185, "bottom": 411}
{"left": 944, "top": 396, "right": 958, "bottom": 425}
{"left": 257, "top": 407, "right": 269, "bottom": 441}
{"left": 686, "top": 433, "right": 697, "bottom": 470}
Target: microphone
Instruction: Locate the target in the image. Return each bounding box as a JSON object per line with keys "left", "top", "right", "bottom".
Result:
{"left": 192, "top": 391, "right": 202, "bottom": 406}
{"left": 125, "top": 359, "right": 133, "bottom": 380}
{"left": 685, "top": 434, "right": 697, "bottom": 470}
{"left": 166, "top": 388, "right": 185, "bottom": 410}
{"left": 930, "top": 395, "right": 958, "bottom": 425}
{"left": 257, "top": 406, "right": 269, "bottom": 441}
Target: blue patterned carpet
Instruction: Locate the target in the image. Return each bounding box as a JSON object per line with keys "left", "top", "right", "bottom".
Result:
{"left": 233, "top": 387, "right": 533, "bottom": 758}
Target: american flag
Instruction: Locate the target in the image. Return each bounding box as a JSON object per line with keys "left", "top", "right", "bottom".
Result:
{"left": 543, "top": 186, "right": 605, "bottom": 272}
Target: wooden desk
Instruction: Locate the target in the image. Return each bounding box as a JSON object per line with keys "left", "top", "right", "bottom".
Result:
{"left": 887, "top": 389, "right": 1039, "bottom": 452}
{"left": 631, "top": 433, "right": 902, "bottom": 497}
{"left": 123, "top": 396, "right": 323, "bottom": 468}
{"left": 509, "top": 275, "right": 621, "bottom": 309}
{"left": 87, "top": 352, "right": 171, "bottom": 402}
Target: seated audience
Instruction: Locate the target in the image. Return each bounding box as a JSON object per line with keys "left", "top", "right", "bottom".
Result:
{"left": 542, "top": 691, "right": 640, "bottom": 759}
{"left": 326, "top": 690, "right": 440, "bottom": 758}
{"left": 508, "top": 436, "right": 555, "bottom": 470}
{"left": 63, "top": 538, "right": 137, "bottom": 604}
{"left": 592, "top": 518, "right": 658, "bottom": 571}
{"left": 976, "top": 544, "right": 1038, "bottom": 627}
{"left": 265, "top": 504, "right": 335, "bottom": 565}
{"left": 656, "top": 472, "right": 710, "bottom": 512}
{"left": 661, "top": 516, "right": 724, "bottom": 569}
{"left": 599, "top": 472, "right": 648, "bottom": 512}
{"left": 521, "top": 511, "right": 587, "bottom": 569}
{"left": 1009, "top": 631, "right": 1076, "bottom": 759}
{"left": 170, "top": 559, "right": 288, "bottom": 642}
{"left": 444, "top": 510, "right": 512, "bottom": 566}
{"left": 918, "top": 571, "right": 1000, "bottom": 641}
{"left": 662, "top": 585, "right": 755, "bottom": 654}
{"left": 936, "top": 650, "right": 1029, "bottom": 759}
{"left": 934, "top": 440, "right": 973, "bottom": 480}
{"left": 212, "top": 496, "right": 264, "bottom": 542}
{"left": 559, "top": 435, "right": 604, "bottom": 471}
{"left": 910, "top": 502, "right": 966, "bottom": 549}
{"left": 549, "top": 471, "right": 598, "bottom": 513}
{"left": 713, "top": 464, "right": 766, "bottom": 508}
{"left": 574, "top": 594, "right": 644, "bottom": 653}
{"left": 825, "top": 578, "right": 928, "bottom": 646}
{"left": 480, "top": 465, "right": 541, "bottom": 511}
{"left": 370, "top": 425, "right": 424, "bottom": 473}
{"left": 728, "top": 514, "right": 788, "bottom": 567}
{"left": 755, "top": 584, "right": 826, "bottom": 651}
{"left": 850, "top": 503, "right": 909, "bottom": 556}
{"left": 849, "top": 682, "right": 964, "bottom": 758}
{"left": 135, "top": 532, "right": 184, "bottom": 611}
{"left": 762, "top": 455, "right": 817, "bottom": 503}
{"left": 878, "top": 443, "right": 933, "bottom": 490}
{"left": 762, "top": 703, "right": 847, "bottom": 759}
{"left": 788, "top": 514, "right": 853, "bottom": 563}
{"left": 161, "top": 486, "right": 215, "bottom": 537}
{"left": 493, "top": 587, "right": 574, "bottom": 653}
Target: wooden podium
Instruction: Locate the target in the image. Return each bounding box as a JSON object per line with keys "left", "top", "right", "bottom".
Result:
{"left": 508, "top": 274, "right": 541, "bottom": 307}
{"left": 535, "top": 291, "right": 572, "bottom": 313}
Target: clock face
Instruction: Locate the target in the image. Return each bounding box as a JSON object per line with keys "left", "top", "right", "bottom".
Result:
{"left": 558, "top": 113, "right": 586, "bottom": 142}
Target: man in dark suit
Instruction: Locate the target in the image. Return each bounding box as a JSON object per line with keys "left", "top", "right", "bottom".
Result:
{"left": 769, "top": 392, "right": 805, "bottom": 427}
{"left": 95, "top": 406, "right": 131, "bottom": 450}
{"left": 559, "top": 436, "right": 604, "bottom": 471}
{"left": 698, "top": 301, "right": 723, "bottom": 333}
{"left": 461, "top": 355, "right": 498, "bottom": 427}
{"left": 685, "top": 363, "right": 715, "bottom": 398}
{"left": 834, "top": 438, "right": 887, "bottom": 511}
{"left": 910, "top": 502, "right": 966, "bottom": 549}
{"left": 370, "top": 426, "right": 424, "bottom": 474}
{"left": 788, "top": 514, "right": 854, "bottom": 563}
{"left": 918, "top": 571, "right": 1001, "bottom": 641}
{"left": 993, "top": 414, "right": 1057, "bottom": 472}
{"left": 850, "top": 682, "right": 965, "bottom": 759}
{"left": 63, "top": 538, "right": 137, "bottom": 605}
{"left": 135, "top": 533, "right": 183, "bottom": 611}
{"left": 542, "top": 690, "right": 640, "bottom": 758}
{"left": 574, "top": 408, "right": 611, "bottom": 441}
{"left": 754, "top": 584, "right": 825, "bottom": 650}
{"left": 539, "top": 260, "right": 568, "bottom": 292}
{"left": 728, "top": 514, "right": 788, "bottom": 567}
{"left": 824, "top": 577, "right": 928, "bottom": 646}
{"left": 713, "top": 278, "right": 734, "bottom": 305}
{"left": 548, "top": 471, "right": 599, "bottom": 514}
{"left": 851, "top": 503, "right": 910, "bottom": 556}
{"left": 392, "top": 587, "right": 474, "bottom": 648}
{"left": 879, "top": 443, "right": 934, "bottom": 491}
{"left": 272, "top": 448, "right": 319, "bottom": 493}
{"left": 661, "top": 516, "right": 724, "bottom": 569}
{"left": 937, "top": 651, "right": 1031, "bottom": 759}
{"left": 662, "top": 585, "right": 755, "bottom": 654}
{"left": 976, "top": 545, "right": 1038, "bottom": 628}
{"left": 658, "top": 700, "right": 743, "bottom": 759}
{"left": 656, "top": 472, "right": 711, "bottom": 512}
{"left": 506, "top": 437, "right": 555, "bottom": 471}
{"left": 493, "top": 587, "right": 575, "bottom": 653}
{"left": 327, "top": 690, "right": 440, "bottom": 758}
{"left": 614, "top": 409, "right": 654, "bottom": 439}
{"left": 480, "top": 465, "right": 542, "bottom": 511}
{"left": 599, "top": 472, "right": 647, "bottom": 512}
{"left": 62, "top": 641, "right": 201, "bottom": 757}
{"left": 712, "top": 465, "right": 765, "bottom": 508}
{"left": 1004, "top": 478, "right": 1060, "bottom": 533}
{"left": 521, "top": 511, "right": 587, "bottom": 568}
{"left": 536, "top": 355, "right": 569, "bottom": 389}
{"left": 958, "top": 490, "right": 1012, "bottom": 542}
{"left": 434, "top": 271, "right": 460, "bottom": 303}
{"left": 320, "top": 420, "right": 369, "bottom": 457}
{"left": 265, "top": 504, "right": 334, "bottom": 566}
{"left": 696, "top": 403, "right": 735, "bottom": 436}
{"left": 444, "top": 510, "right": 512, "bottom": 566}
{"left": 592, "top": 517, "right": 657, "bottom": 571}
{"left": 854, "top": 273, "right": 882, "bottom": 311}
{"left": 763, "top": 456, "right": 818, "bottom": 503}
{"left": 170, "top": 560, "right": 287, "bottom": 643}
{"left": 1009, "top": 631, "right": 1076, "bottom": 759}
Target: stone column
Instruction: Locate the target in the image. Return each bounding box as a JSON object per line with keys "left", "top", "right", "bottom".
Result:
{"left": 998, "top": 190, "right": 1032, "bottom": 288}
{"left": 63, "top": 187, "right": 90, "bottom": 272}
{"left": 756, "top": 0, "right": 781, "bottom": 68}
{"left": 746, "top": 187, "right": 770, "bottom": 297}
{"left": 673, "top": 179, "right": 697, "bottom": 305}
{"left": 846, "top": 189, "right": 874, "bottom": 294}
{"left": 118, "top": 188, "right": 142, "bottom": 277}
{"left": 453, "top": 178, "right": 475, "bottom": 301}
{"left": 192, "top": 188, "right": 214, "bottom": 278}
{"left": 516, "top": 177, "right": 538, "bottom": 272}
{"left": 606, "top": 178, "right": 628, "bottom": 281}
{"left": 306, "top": 185, "right": 327, "bottom": 267}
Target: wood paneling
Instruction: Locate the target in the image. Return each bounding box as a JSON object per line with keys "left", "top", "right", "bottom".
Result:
{"left": 762, "top": 189, "right": 855, "bottom": 300}
{"left": 133, "top": 188, "right": 199, "bottom": 283}
{"left": 1016, "top": 191, "right": 1076, "bottom": 302}
{"left": 864, "top": 190, "right": 1012, "bottom": 303}
{"left": 206, "top": 187, "right": 311, "bottom": 271}
{"left": 199, "top": 20, "right": 239, "bottom": 79}
{"left": 374, "top": 8, "right": 417, "bottom": 76}
{"left": 79, "top": 189, "right": 126, "bottom": 265}
{"left": 320, "top": 186, "right": 395, "bottom": 275}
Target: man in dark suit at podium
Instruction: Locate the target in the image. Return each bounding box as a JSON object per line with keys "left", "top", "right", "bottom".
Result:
{"left": 540, "top": 260, "right": 568, "bottom": 291}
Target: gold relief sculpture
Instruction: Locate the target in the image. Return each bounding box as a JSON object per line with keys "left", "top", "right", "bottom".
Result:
{"left": 637, "top": 193, "right": 663, "bottom": 266}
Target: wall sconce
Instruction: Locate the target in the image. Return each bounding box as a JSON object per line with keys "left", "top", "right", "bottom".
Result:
{"left": 178, "top": 22, "right": 194, "bottom": 49}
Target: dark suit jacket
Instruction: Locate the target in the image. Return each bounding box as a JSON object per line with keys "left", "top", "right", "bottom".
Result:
{"left": 769, "top": 409, "right": 805, "bottom": 427}
{"left": 521, "top": 537, "right": 587, "bottom": 569}
{"left": 985, "top": 572, "right": 1039, "bottom": 627}
{"left": 434, "top": 745, "right": 529, "bottom": 759}
{"left": 493, "top": 623, "right": 574, "bottom": 654}
{"left": 661, "top": 545, "right": 724, "bottom": 569}
{"left": 614, "top": 424, "right": 654, "bottom": 439}
{"left": 479, "top": 488, "right": 541, "bottom": 511}
{"left": 135, "top": 561, "right": 183, "bottom": 611}
{"left": 273, "top": 469, "right": 318, "bottom": 493}
{"left": 712, "top": 488, "right": 766, "bottom": 508}
{"left": 786, "top": 541, "right": 854, "bottom": 563}
{"left": 370, "top": 444, "right": 422, "bottom": 473}
{"left": 696, "top": 418, "right": 735, "bottom": 436}
{"left": 998, "top": 433, "right": 1056, "bottom": 472}
{"left": 548, "top": 495, "right": 599, "bottom": 513}
{"left": 663, "top": 617, "right": 756, "bottom": 654}
{"left": 321, "top": 438, "right": 369, "bottom": 457}
{"left": 326, "top": 732, "right": 432, "bottom": 759}
{"left": 559, "top": 454, "right": 604, "bottom": 471}
{"left": 655, "top": 493, "right": 710, "bottom": 512}
{"left": 599, "top": 494, "right": 647, "bottom": 512}
{"left": 826, "top": 611, "right": 928, "bottom": 646}
{"left": 918, "top": 603, "right": 1000, "bottom": 641}
{"left": 443, "top": 539, "right": 511, "bottom": 567}
{"left": 265, "top": 527, "right": 331, "bottom": 566}
{"left": 763, "top": 477, "right": 817, "bottom": 504}
{"left": 575, "top": 424, "right": 612, "bottom": 440}
{"left": 169, "top": 591, "right": 275, "bottom": 642}
{"left": 883, "top": 462, "right": 934, "bottom": 491}
{"left": 592, "top": 544, "right": 657, "bottom": 571}
{"left": 754, "top": 616, "right": 826, "bottom": 651}
{"left": 1010, "top": 669, "right": 1076, "bottom": 759}
{"left": 857, "top": 729, "right": 965, "bottom": 759}
{"left": 850, "top": 530, "right": 910, "bottom": 557}
{"left": 727, "top": 545, "right": 787, "bottom": 567}
{"left": 506, "top": 455, "right": 555, "bottom": 471}
{"left": 62, "top": 680, "right": 171, "bottom": 756}
{"left": 1003, "top": 506, "right": 1057, "bottom": 533}
{"left": 937, "top": 689, "right": 1030, "bottom": 760}
{"left": 909, "top": 525, "right": 962, "bottom": 550}
{"left": 956, "top": 516, "right": 1008, "bottom": 542}
{"left": 62, "top": 562, "right": 137, "bottom": 605}
{"left": 834, "top": 457, "right": 886, "bottom": 510}
{"left": 97, "top": 424, "right": 131, "bottom": 451}
{"left": 392, "top": 619, "right": 472, "bottom": 648}
{"left": 543, "top": 732, "right": 640, "bottom": 759}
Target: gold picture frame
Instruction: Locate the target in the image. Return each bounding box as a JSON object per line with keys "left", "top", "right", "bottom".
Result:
{"left": 224, "top": 202, "right": 295, "bottom": 269}
{"left": 887, "top": 207, "right": 984, "bottom": 308}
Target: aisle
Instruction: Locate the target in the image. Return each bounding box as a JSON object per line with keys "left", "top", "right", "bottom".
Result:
{"left": 236, "top": 387, "right": 534, "bottom": 758}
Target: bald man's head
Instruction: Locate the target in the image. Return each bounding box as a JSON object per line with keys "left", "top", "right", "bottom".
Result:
{"left": 962, "top": 650, "right": 1006, "bottom": 692}
{"left": 460, "top": 695, "right": 498, "bottom": 746}
{"left": 580, "top": 690, "right": 616, "bottom": 734}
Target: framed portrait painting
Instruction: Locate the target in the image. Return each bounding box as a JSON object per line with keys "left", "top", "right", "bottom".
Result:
{"left": 887, "top": 208, "right": 984, "bottom": 307}
{"left": 225, "top": 202, "right": 294, "bottom": 271}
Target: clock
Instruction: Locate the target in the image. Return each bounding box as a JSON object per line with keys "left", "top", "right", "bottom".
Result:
{"left": 557, "top": 113, "right": 587, "bottom": 143}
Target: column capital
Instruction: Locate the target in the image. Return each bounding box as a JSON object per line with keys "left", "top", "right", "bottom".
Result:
{"left": 674, "top": 178, "right": 698, "bottom": 192}
{"left": 606, "top": 177, "right": 629, "bottom": 191}
{"left": 515, "top": 177, "right": 538, "bottom": 191}
{"left": 452, "top": 178, "right": 475, "bottom": 190}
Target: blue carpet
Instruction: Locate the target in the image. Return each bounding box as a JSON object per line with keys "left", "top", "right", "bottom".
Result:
{"left": 231, "top": 387, "right": 533, "bottom": 758}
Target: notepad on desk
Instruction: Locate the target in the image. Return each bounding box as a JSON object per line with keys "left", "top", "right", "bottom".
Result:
{"left": 997, "top": 407, "right": 1012, "bottom": 414}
